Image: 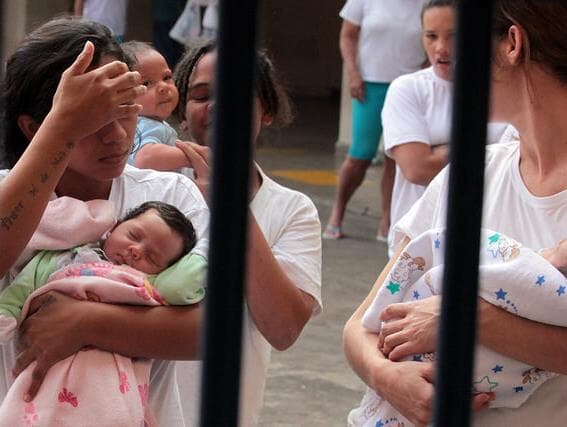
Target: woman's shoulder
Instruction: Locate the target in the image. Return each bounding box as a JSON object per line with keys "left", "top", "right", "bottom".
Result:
{"left": 255, "top": 169, "right": 317, "bottom": 213}
{"left": 120, "top": 165, "right": 191, "bottom": 185}
{"left": 117, "top": 165, "right": 204, "bottom": 201}
{"left": 388, "top": 67, "right": 446, "bottom": 102}
{"left": 391, "top": 67, "right": 436, "bottom": 87}
{"left": 252, "top": 169, "right": 320, "bottom": 238}
{"left": 485, "top": 140, "right": 519, "bottom": 169}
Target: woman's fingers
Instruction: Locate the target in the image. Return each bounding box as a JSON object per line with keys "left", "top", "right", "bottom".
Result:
{"left": 12, "top": 348, "right": 34, "bottom": 378}
{"left": 388, "top": 341, "right": 417, "bottom": 361}
{"left": 63, "top": 41, "right": 95, "bottom": 77}
{"left": 176, "top": 141, "right": 211, "bottom": 198}
{"left": 97, "top": 59, "right": 131, "bottom": 80}
{"left": 25, "top": 362, "right": 49, "bottom": 402}
{"left": 116, "top": 85, "right": 146, "bottom": 104}
{"left": 176, "top": 141, "right": 210, "bottom": 175}
{"left": 380, "top": 361, "right": 435, "bottom": 426}
{"left": 380, "top": 301, "right": 411, "bottom": 321}
{"left": 116, "top": 103, "right": 143, "bottom": 117}
{"left": 378, "top": 319, "right": 405, "bottom": 351}
{"left": 112, "top": 70, "right": 143, "bottom": 93}
{"left": 13, "top": 347, "right": 49, "bottom": 402}
{"left": 472, "top": 392, "right": 495, "bottom": 411}
{"left": 381, "top": 328, "right": 407, "bottom": 353}
{"left": 25, "top": 292, "right": 55, "bottom": 318}
{"left": 379, "top": 297, "right": 441, "bottom": 357}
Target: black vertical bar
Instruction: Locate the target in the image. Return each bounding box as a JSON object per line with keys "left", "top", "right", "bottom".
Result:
{"left": 433, "top": 1, "right": 493, "bottom": 426}
{"left": 198, "top": 0, "right": 258, "bottom": 426}
{"left": 0, "top": 0, "right": 5, "bottom": 168}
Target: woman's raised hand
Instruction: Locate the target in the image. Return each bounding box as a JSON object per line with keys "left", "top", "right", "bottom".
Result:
{"left": 49, "top": 41, "right": 145, "bottom": 142}
{"left": 176, "top": 141, "right": 211, "bottom": 199}
{"left": 378, "top": 295, "right": 441, "bottom": 360}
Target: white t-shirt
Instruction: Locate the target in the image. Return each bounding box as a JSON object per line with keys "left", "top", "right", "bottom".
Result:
{"left": 176, "top": 165, "right": 323, "bottom": 426}
{"left": 0, "top": 165, "right": 210, "bottom": 427}
{"left": 383, "top": 67, "right": 508, "bottom": 254}
{"left": 83, "top": 0, "right": 128, "bottom": 37}
{"left": 393, "top": 141, "right": 567, "bottom": 426}
{"left": 339, "top": 0, "right": 427, "bottom": 83}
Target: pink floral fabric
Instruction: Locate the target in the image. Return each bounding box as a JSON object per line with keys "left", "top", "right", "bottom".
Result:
{"left": 0, "top": 262, "right": 165, "bottom": 426}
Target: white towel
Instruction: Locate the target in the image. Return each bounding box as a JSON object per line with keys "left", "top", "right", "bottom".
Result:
{"left": 353, "top": 228, "right": 567, "bottom": 426}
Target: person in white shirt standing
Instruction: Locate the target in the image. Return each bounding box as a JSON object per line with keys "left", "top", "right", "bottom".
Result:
{"left": 344, "top": 1, "right": 567, "bottom": 425}
{"left": 324, "top": 0, "right": 428, "bottom": 241}
{"left": 383, "top": 0, "right": 507, "bottom": 255}
{"left": 172, "top": 42, "right": 323, "bottom": 426}
{"left": 74, "top": 0, "right": 129, "bottom": 43}
{"left": 0, "top": 18, "right": 209, "bottom": 426}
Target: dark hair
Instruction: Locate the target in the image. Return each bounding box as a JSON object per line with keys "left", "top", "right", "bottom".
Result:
{"left": 421, "top": 0, "right": 456, "bottom": 23}
{"left": 173, "top": 40, "right": 293, "bottom": 127}
{"left": 121, "top": 40, "right": 157, "bottom": 68}
{"left": 492, "top": 0, "right": 567, "bottom": 85}
{"left": 119, "top": 201, "right": 197, "bottom": 265}
{"left": 1, "top": 17, "right": 132, "bottom": 168}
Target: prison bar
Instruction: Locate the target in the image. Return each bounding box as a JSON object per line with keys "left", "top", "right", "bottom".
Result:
{"left": 434, "top": 1, "right": 493, "bottom": 426}
{"left": 198, "top": 0, "right": 259, "bottom": 425}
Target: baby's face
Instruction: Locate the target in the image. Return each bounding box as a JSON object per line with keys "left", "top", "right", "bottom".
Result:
{"left": 136, "top": 50, "right": 179, "bottom": 121}
{"left": 103, "top": 209, "right": 183, "bottom": 274}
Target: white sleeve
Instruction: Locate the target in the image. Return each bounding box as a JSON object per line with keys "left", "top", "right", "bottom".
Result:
{"left": 392, "top": 166, "right": 449, "bottom": 247}
{"left": 270, "top": 198, "right": 323, "bottom": 315}
{"left": 382, "top": 74, "right": 431, "bottom": 157}
{"left": 339, "top": 0, "right": 363, "bottom": 25}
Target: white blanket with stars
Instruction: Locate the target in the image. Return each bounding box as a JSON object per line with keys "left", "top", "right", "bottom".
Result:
{"left": 351, "top": 228, "right": 567, "bottom": 427}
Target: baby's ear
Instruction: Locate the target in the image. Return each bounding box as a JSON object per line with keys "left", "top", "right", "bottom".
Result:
{"left": 179, "top": 120, "right": 188, "bottom": 131}
{"left": 17, "top": 115, "right": 41, "bottom": 140}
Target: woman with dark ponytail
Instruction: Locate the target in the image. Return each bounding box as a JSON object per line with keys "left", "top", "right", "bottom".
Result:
{"left": 344, "top": 1, "right": 567, "bottom": 425}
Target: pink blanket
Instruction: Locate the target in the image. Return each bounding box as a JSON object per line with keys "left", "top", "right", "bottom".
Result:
{"left": 0, "top": 262, "right": 165, "bottom": 427}
{"left": 13, "top": 197, "right": 116, "bottom": 276}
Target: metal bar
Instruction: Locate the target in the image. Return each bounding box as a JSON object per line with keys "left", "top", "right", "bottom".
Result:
{"left": 433, "top": 1, "right": 493, "bottom": 426}
{"left": 0, "top": 0, "right": 5, "bottom": 168}
{"left": 198, "top": 0, "right": 259, "bottom": 426}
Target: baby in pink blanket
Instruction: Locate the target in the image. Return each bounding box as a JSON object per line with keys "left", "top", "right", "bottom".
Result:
{"left": 0, "top": 200, "right": 206, "bottom": 427}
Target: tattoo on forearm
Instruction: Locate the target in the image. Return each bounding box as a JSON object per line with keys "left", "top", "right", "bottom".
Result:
{"left": 1, "top": 141, "right": 76, "bottom": 232}
{"left": 28, "top": 184, "right": 38, "bottom": 199}
{"left": 1, "top": 201, "right": 24, "bottom": 231}
{"left": 51, "top": 150, "right": 67, "bottom": 166}
{"left": 49, "top": 141, "right": 75, "bottom": 168}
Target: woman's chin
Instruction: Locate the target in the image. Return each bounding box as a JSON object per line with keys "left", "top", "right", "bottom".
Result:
{"left": 434, "top": 64, "right": 452, "bottom": 81}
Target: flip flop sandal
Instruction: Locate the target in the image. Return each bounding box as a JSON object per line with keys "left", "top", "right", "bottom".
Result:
{"left": 322, "top": 224, "right": 343, "bottom": 240}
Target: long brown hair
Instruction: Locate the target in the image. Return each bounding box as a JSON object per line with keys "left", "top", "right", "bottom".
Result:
{"left": 492, "top": 0, "right": 567, "bottom": 85}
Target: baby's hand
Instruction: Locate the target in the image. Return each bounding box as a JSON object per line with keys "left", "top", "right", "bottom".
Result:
{"left": 540, "top": 239, "right": 567, "bottom": 275}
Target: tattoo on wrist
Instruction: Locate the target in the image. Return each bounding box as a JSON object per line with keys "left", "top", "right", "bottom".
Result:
{"left": 51, "top": 150, "right": 67, "bottom": 166}
{"left": 28, "top": 184, "right": 38, "bottom": 199}
{"left": 1, "top": 201, "right": 24, "bottom": 231}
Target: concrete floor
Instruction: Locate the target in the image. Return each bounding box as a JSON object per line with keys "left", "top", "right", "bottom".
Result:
{"left": 254, "top": 96, "right": 390, "bottom": 426}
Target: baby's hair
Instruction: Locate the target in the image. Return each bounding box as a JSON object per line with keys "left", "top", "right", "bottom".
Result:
{"left": 173, "top": 40, "right": 293, "bottom": 127}
{"left": 119, "top": 201, "right": 197, "bottom": 265}
{"left": 121, "top": 40, "right": 157, "bottom": 68}
{"left": 1, "top": 16, "right": 132, "bottom": 168}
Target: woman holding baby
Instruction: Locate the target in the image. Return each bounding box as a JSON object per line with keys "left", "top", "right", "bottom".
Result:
{"left": 344, "top": 1, "right": 567, "bottom": 425}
